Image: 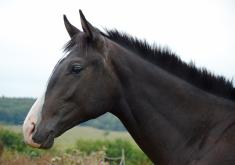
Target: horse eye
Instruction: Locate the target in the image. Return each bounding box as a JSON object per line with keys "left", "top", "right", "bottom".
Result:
{"left": 71, "top": 64, "right": 83, "bottom": 74}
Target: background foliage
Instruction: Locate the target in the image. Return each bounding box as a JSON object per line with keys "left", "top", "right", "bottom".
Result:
{"left": 0, "top": 127, "right": 152, "bottom": 165}
{"left": 0, "top": 97, "right": 125, "bottom": 131}
{"left": 0, "top": 97, "right": 152, "bottom": 164}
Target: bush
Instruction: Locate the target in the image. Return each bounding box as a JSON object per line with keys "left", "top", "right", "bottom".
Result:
{"left": 0, "top": 128, "right": 47, "bottom": 157}
{"left": 75, "top": 139, "right": 152, "bottom": 165}
{"left": 0, "top": 129, "right": 25, "bottom": 152}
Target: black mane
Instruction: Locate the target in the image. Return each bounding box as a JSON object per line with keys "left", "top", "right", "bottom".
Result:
{"left": 104, "top": 30, "right": 235, "bottom": 102}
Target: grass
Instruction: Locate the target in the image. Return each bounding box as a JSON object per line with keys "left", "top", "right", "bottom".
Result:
{"left": 56, "top": 126, "right": 132, "bottom": 149}
{"left": 2, "top": 125, "right": 133, "bottom": 150}
{"left": 0, "top": 149, "right": 107, "bottom": 165}
{"left": 0, "top": 125, "right": 152, "bottom": 165}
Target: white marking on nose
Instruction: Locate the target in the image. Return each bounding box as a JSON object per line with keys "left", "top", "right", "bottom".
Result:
{"left": 23, "top": 93, "right": 45, "bottom": 148}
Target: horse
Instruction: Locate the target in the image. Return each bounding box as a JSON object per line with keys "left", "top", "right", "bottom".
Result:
{"left": 23, "top": 10, "right": 235, "bottom": 165}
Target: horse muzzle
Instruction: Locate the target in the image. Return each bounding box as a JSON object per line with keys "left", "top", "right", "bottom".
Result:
{"left": 23, "top": 117, "right": 55, "bottom": 149}
{"left": 22, "top": 94, "right": 54, "bottom": 149}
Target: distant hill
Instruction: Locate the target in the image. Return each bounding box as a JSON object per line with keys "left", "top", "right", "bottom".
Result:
{"left": 0, "top": 97, "right": 126, "bottom": 131}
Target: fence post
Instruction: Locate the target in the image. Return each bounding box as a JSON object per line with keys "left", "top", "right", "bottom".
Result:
{"left": 105, "top": 148, "right": 125, "bottom": 165}
{"left": 122, "top": 149, "right": 125, "bottom": 165}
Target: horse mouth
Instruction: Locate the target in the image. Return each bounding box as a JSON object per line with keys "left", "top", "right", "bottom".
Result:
{"left": 29, "top": 132, "right": 55, "bottom": 149}
{"left": 39, "top": 134, "right": 55, "bottom": 149}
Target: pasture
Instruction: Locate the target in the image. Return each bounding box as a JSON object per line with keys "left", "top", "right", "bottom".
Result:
{"left": 0, "top": 125, "right": 152, "bottom": 165}
{"left": 3, "top": 125, "right": 133, "bottom": 150}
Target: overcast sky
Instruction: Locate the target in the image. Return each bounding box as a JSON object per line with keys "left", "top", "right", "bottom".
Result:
{"left": 0, "top": 0, "right": 234, "bottom": 97}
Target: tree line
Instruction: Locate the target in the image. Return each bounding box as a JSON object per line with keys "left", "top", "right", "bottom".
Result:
{"left": 0, "top": 97, "right": 125, "bottom": 131}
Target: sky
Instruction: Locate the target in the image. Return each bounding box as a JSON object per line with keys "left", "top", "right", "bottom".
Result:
{"left": 0, "top": 0, "right": 234, "bottom": 97}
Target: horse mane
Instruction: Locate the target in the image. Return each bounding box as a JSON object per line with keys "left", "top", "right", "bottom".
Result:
{"left": 104, "top": 30, "right": 235, "bottom": 102}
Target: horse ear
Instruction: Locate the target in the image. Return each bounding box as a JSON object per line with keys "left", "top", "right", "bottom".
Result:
{"left": 63, "top": 15, "right": 81, "bottom": 38}
{"left": 79, "top": 10, "right": 99, "bottom": 40}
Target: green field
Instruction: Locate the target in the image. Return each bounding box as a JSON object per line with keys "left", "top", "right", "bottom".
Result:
{"left": 0, "top": 125, "right": 152, "bottom": 164}
{"left": 2, "top": 125, "right": 134, "bottom": 150}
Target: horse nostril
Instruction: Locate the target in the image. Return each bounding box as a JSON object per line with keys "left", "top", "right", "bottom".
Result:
{"left": 27, "top": 121, "right": 38, "bottom": 142}
{"left": 29, "top": 122, "right": 36, "bottom": 135}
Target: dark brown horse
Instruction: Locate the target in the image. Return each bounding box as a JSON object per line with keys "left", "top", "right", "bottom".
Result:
{"left": 23, "top": 10, "right": 235, "bottom": 165}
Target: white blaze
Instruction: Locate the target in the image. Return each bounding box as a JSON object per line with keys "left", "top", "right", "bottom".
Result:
{"left": 22, "top": 93, "right": 45, "bottom": 148}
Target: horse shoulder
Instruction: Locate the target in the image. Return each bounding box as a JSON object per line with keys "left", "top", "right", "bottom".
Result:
{"left": 197, "top": 123, "right": 235, "bottom": 165}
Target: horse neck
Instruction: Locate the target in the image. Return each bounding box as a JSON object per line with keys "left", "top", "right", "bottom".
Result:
{"left": 108, "top": 41, "right": 235, "bottom": 164}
